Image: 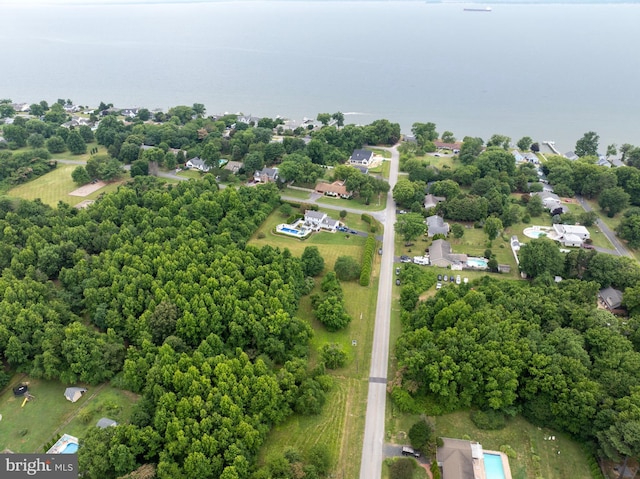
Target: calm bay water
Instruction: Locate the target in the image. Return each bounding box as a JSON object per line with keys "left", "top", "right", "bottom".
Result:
{"left": 1, "top": 1, "right": 639, "bottom": 150}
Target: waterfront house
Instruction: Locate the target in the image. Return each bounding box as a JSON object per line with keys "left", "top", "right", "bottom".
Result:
{"left": 426, "top": 215, "right": 450, "bottom": 237}
{"left": 564, "top": 151, "right": 579, "bottom": 161}
{"left": 186, "top": 157, "right": 211, "bottom": 172}
{"left": 349, "top": 149, "right": 373, "bottom": 166}
{"left": 434, "top": 140, "right": 462, "bottom": 153}
{"left": 254, "top": 167, "right": 279, "bottom": 183}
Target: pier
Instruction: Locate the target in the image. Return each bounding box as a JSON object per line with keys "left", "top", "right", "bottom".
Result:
{"left": 543, "top": 141, "right": 560, "bottom": 155}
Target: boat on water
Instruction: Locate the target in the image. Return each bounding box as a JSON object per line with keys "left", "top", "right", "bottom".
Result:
{"left": 464, "top": 6, "right": 492, "bottom": 12}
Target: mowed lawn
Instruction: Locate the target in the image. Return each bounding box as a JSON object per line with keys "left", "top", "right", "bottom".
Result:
{"left": 253, "top": 208, "right": 382, "bottom": 478}
{"left": 434, "top": 412, "right": 592, "bottom": 479}
{"left": 7, "top": 165, "right": 128, "bottom": 207}
{"left": 0, "top": 377, "right": 136, "bottom": 453}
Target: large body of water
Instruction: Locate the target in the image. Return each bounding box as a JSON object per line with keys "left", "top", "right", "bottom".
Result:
{"left": 1, "top": 1, "right": 639, "bottom": 150}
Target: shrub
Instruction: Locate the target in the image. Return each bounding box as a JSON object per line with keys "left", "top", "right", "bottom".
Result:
{"left": 390, "top": 387, "right": 420, "bottom": 414}
{"left": 361, "top": 213, "right": 372, "bottom": 224}
{"left": 409, "top": 419, "right": 433, "bottom": 449}
{"left": 257, "top": 232, "right": 266, "bottom": 239}
{"left": 390, "top": 458, "right": 415, "bottom": 479}
{"left": 471, "top": 409, "right": 506, "bottom": 430}
{"left": 499, "top": 444, "right": 517, "bottom": 459}
{"left": 334, "top": 255, "right": 361, "bottom": 281}
{"left": 320, "top": 343, "right": 347, "bottom": 369}
{"left": 359, "top": 235, "right": 376, "bottom": 286}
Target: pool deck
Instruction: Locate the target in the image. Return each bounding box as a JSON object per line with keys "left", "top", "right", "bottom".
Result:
{"left": 46, "top": 433, "right": 79, "bottom": 454}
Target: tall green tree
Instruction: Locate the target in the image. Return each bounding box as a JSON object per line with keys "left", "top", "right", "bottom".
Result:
{"left": 397, "top": 213, "right": 427, "bottom": 241}
{"left": 599, "top": 187, "right": 630, "bottom": 217}
{"left": 66, "top": 130, "right": 87, "bottom": 155}
{"left": 301, "top": 246, "right": 325, "bottom": 277}
{"left": 519, "top": 238, "right": 563, "bottom": 278}
{"left": 575, "top": 131, "right": 599, "bottom": 157}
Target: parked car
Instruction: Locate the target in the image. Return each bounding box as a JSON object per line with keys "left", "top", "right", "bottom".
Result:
{"left": 401, "top": 446, "right": 420, "bottom": 458}
{"left": 456, "top": 275, "right": 461, "bottom": 284}
{"left": 436, "top": 282, "right": 442, "bottom": 290}
{"left": 349, "top": 230, "right": 357, "bottom": 234}
{"left": 396, "top": 267, "right": 401, "bottom": 275}
{"left": 582, "top": 243, "right": 595, "bottom": 249}
{"left": 400, "top": 256, "right": 411, "bottom": 263}
{"left": 463, "top": 277, "right": 469, "bottom": 284}
{"left": 378, "top": 248, "right": 383, "bottom": 255}
{"left": 396, "top": 279, "right": 401, "bottom": 286}
{"left": 398, "top": 210, "right": 407, "bottom": 214}
{"left": 443, "top": 275, "right": 448, "bottom": 282}
{"left": 449, "top": 275, "right": 455, "bottom": 283}
{"left": 437, "top": 274, "right": 442, "bottom": 281}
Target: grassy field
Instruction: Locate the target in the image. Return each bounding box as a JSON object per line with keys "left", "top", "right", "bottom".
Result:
{"left": 317, "top": 193, "right": 387, "bottom": 211}
{"left": 381, "top": 458, "right": 429, "bottom": 479}
{"left": 281, "top": 187, "right": 313, "bottom": 200}
{"left": 368, "top": 147, "right": 392, "bottom": 159}
{"left": 252, "top": 209, "right": 382, "bottom": 478}
{"left": 47, "top": 143, "right": 108, "bottom": 162}
{"left": 369, "top": 160, "right": 391, "bottom": 179}
{"left": 7, "top": 165, "right": 129, "bottom": 207}
{"left": 0, "top": 376, "right": 138, "bottom": 453}
{"left": 177, "top": 169, "right": 203, "bottom": 179}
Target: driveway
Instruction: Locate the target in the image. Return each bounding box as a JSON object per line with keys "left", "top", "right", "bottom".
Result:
{"left": 576, "top": 196, "right": 632, "bottom": 258}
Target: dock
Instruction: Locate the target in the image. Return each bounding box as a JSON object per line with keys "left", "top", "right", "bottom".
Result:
{"left": 543, "top": 141, "right": 560, "bottom": 155}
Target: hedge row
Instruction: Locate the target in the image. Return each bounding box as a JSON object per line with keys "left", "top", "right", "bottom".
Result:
{"left": 360, "top": 234, "right": 376, "bottom": 286}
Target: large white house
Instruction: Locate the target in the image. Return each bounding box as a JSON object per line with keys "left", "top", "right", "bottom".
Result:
{"left": 304, "top": 210, "right": 339, "bottom": 232}
{"left": 553, "top": 224, "right": 590, "bottom": 247}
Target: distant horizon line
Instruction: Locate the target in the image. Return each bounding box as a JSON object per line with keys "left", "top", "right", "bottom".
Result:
{"left": 5, "top": 0, "right": 640, "bottom": 5}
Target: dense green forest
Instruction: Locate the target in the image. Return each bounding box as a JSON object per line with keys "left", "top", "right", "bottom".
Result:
{"left": 394, "top": 277, "right": 640, "bottom": 467}
{"left": 0, "top": 178, "right": 332, "bottom": 478}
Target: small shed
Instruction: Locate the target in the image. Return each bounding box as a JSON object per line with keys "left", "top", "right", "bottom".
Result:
{"left": 96, "top": 418, "right": 118, "bottom": 429}
{"left": 64, "top": 387, "right": 87, "bottom": 403}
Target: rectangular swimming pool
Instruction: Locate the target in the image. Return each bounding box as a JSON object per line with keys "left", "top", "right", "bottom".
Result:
{"left": 484, "top": 453, "right": 506, "bottom": 479}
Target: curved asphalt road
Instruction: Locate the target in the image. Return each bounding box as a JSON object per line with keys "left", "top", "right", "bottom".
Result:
{"left": 359, "top": 145, "right": 399, "bottom": 479}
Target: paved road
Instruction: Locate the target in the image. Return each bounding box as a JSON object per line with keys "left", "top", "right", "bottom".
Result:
{"left": 359, "top": 145, "right": 399, "bottom": 479}
{"left": 576, "top": 196, "right": 632, "bottom": 258}
{"left": 279, "top": 195, "right": 385, "bottom": 222}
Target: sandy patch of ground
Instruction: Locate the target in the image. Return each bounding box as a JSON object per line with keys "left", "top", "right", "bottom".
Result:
{"left": 74, "top": 200, "right": 95, "bottom": 209}
{"left": 69, "top": 181, "right": 107, "bottom": 197}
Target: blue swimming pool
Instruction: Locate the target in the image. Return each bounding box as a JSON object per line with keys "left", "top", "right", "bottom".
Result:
{"left": 530, "top": 231, "right": 547, "bottom": 238}
{"left": 61, "top": 442, "right": 79, "bottom": 454}
{"left": 484, "top": 453, "right": 506, "bottom": 479}
{"left": 280, "top": 227, "right": 302, "bottom": 235}
{"left": 467, "top": 257, "right": 488, "bottom": 268}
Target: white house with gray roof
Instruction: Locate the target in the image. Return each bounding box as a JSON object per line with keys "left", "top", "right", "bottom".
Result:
{"left": 426, "top": 215, "right": 450, "bottom": 237}
{"left": 304, "top": 210, "right": 339, "bottom": 232}
{"left": 349, "top": 149, "right": 373, "bottom": 166}
{"left": 186, "top": 157, "right": 211, "bottom": 172}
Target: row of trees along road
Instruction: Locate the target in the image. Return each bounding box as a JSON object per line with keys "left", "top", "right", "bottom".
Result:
{"left": 0, "top": 178, "right": 338, "bottom": 479}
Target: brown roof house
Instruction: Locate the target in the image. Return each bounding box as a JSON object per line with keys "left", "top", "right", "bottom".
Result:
{"left": 429, "top": 239, "right": 467, "bottom": 268}
{"left": 315, "top": 180, "right": 352, "bottom": 199}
